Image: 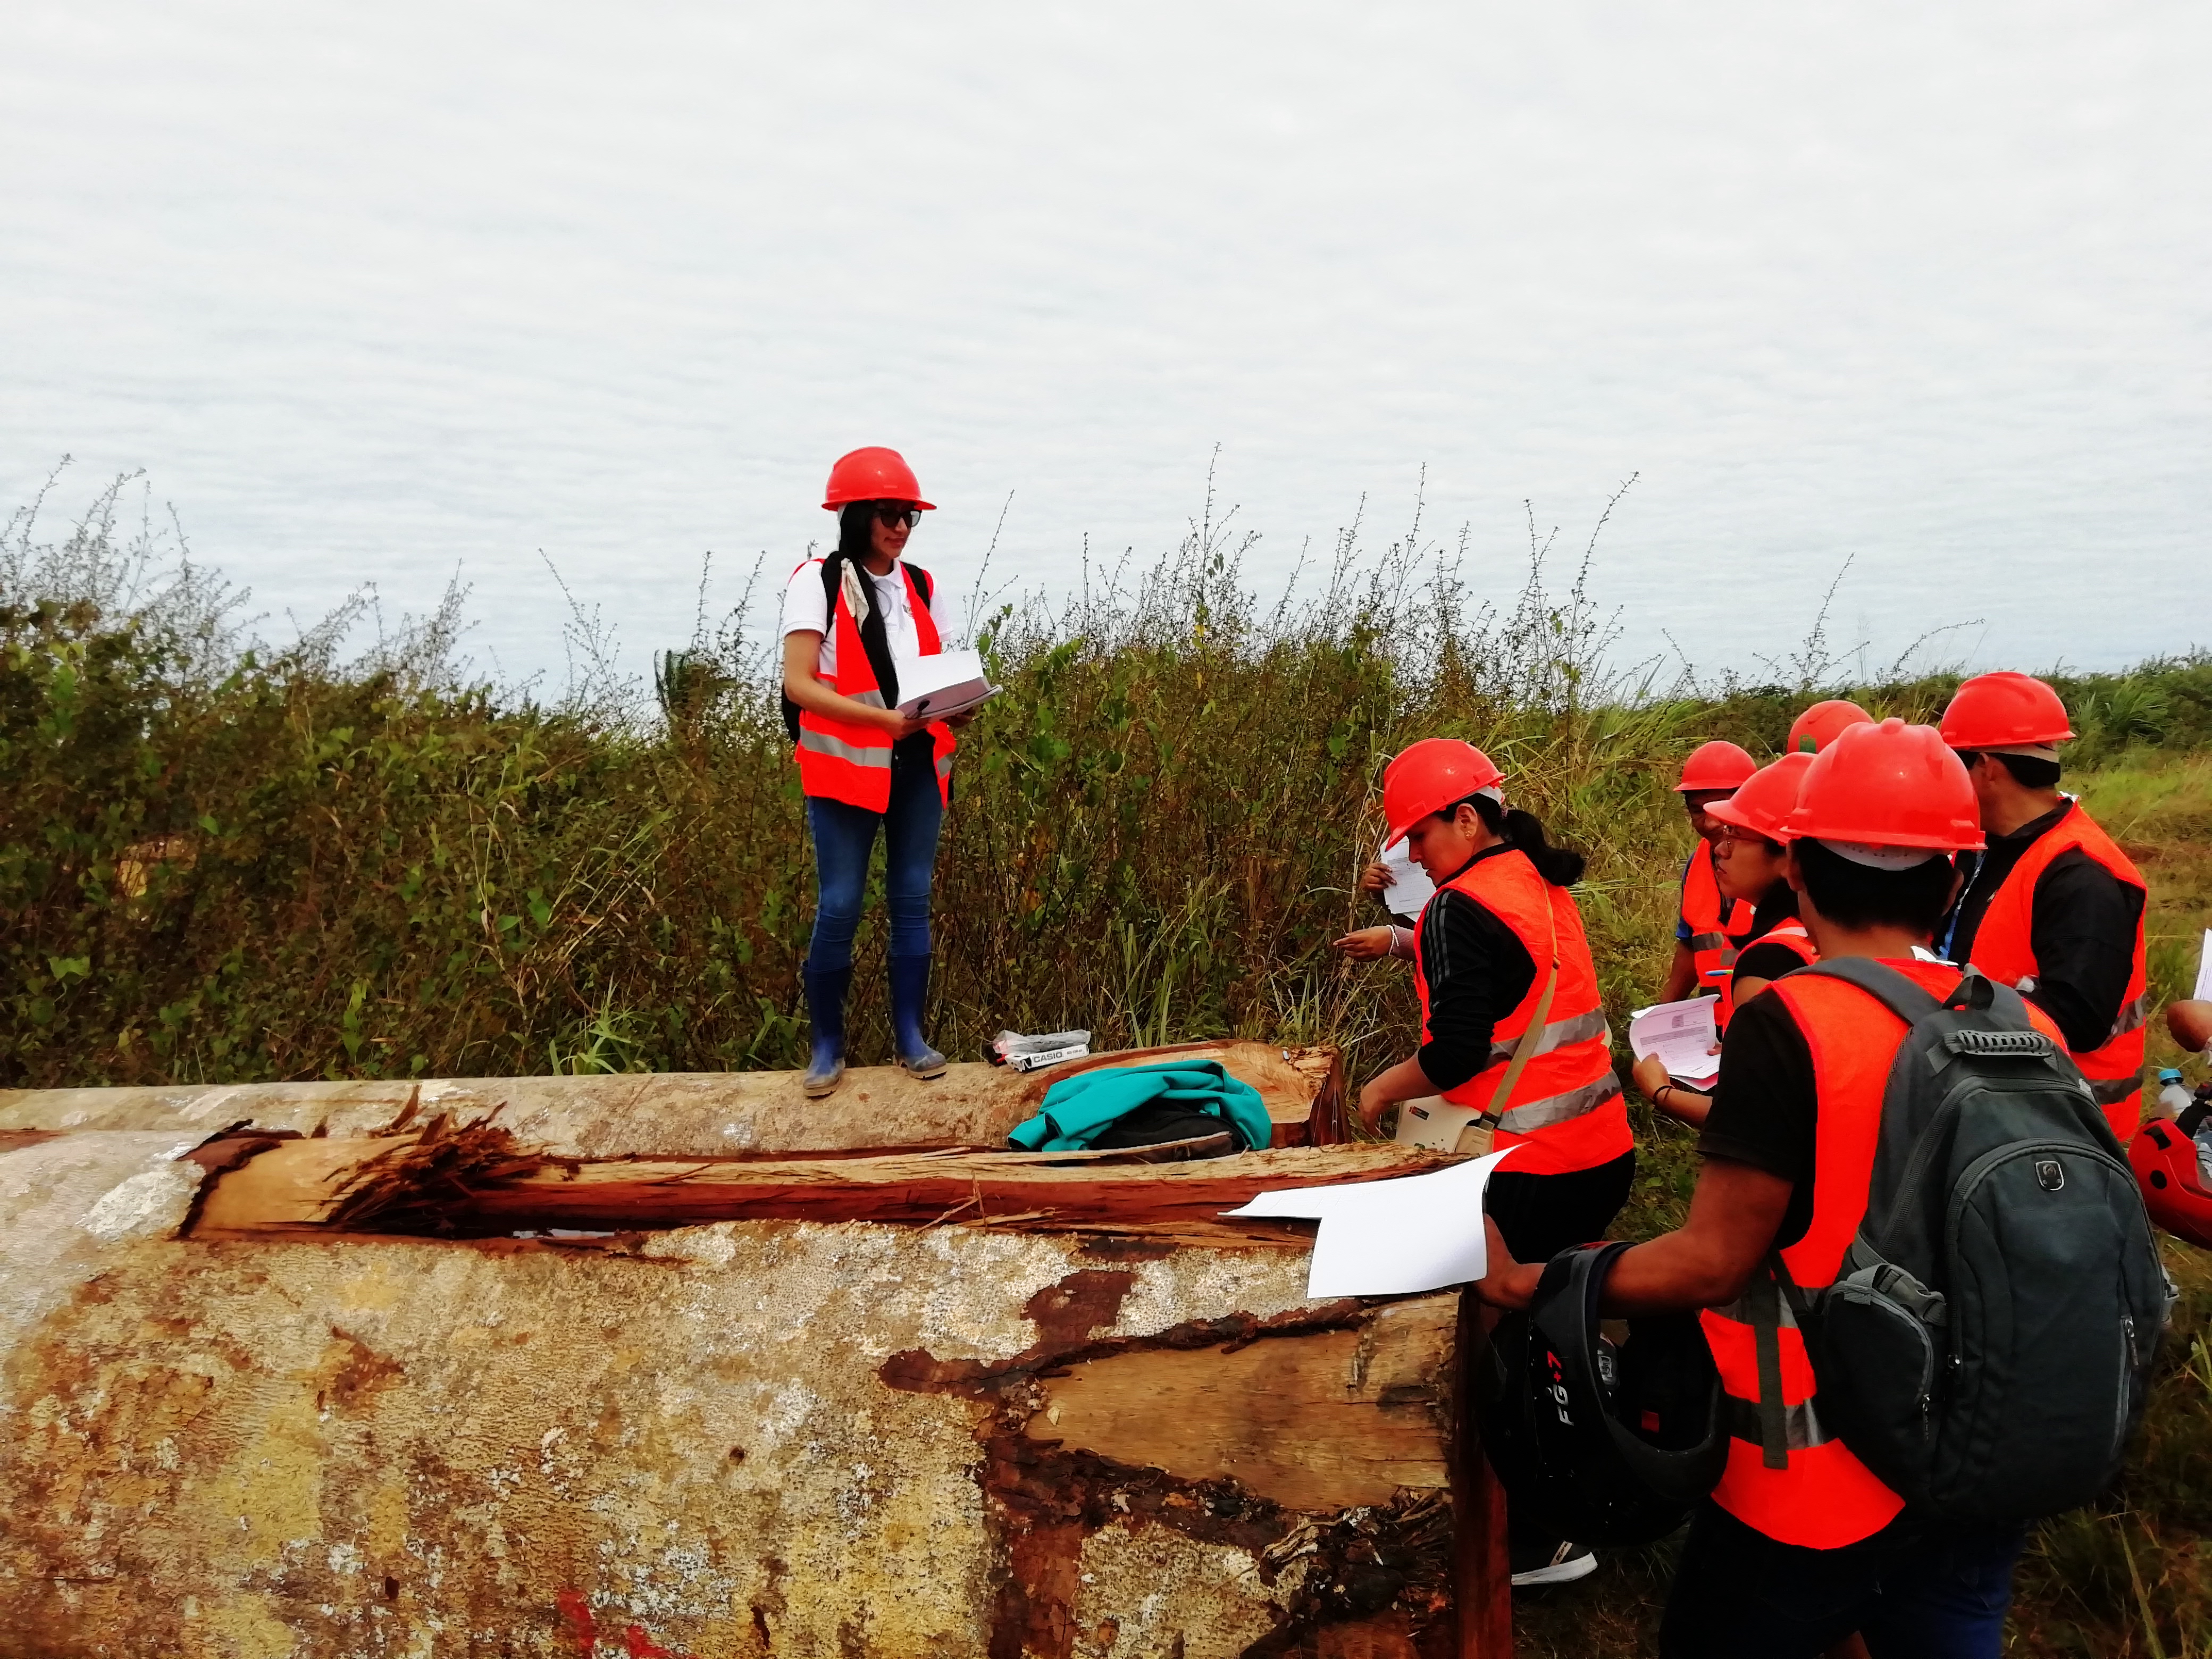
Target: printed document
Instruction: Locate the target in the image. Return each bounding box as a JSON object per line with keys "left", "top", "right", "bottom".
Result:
{"left": 2196, "top": 929, "right": 2212, "bottom": 1003}
{"left": 1378, "top": 837, "right": 1435, "bottom": 919}
{"left": 1222, "top": 1146, "right": 1521, "bottom": 1297}
{"left": 895, "top": 648, "right": 999, "bottom": 721}
{"left": 1628, "top": 996, "right": 1722, "bottom": 1090}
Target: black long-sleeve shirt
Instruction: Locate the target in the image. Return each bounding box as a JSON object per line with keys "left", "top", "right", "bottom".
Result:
{"left": 1415, "top": 844, "right": 1539, "bottom": 1093}
{"left": 1940, "top": 801, "right": 2143, "bottom": 1055}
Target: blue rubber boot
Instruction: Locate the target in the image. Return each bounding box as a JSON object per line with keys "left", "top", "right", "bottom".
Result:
{"left": 802, "top": 966, "right": 851, "bottom": 1097}
{"left": 889, "top": 956, "right": 948, "bottom": 1079}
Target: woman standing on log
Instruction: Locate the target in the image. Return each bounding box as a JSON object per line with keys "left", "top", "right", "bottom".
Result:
{"left": 1341, "top": 738, "right": 1629, "bottom": 1587}
{"left": 781, "top": 447, "right": 966, "bottom": 1099}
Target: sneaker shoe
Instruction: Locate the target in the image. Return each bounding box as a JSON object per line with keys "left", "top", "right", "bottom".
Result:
{"left": 1510, "top": 1540, "right": 1597, "bottom": 1587}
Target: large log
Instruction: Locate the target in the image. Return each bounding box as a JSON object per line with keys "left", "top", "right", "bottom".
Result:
{"left": 0, "top": 1040, "right": 1346, "bottom": 1157}
{"left": 0, "top": 1127, "right": 1510, "bottom": 1657}
{"left": 188, "top": 1130, "right": 1446, "bottom": 1244}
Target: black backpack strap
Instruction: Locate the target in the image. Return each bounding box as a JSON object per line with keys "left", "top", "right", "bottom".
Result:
{"left": 907, "top": 563, "right": 933, "bottom": 608}
{"left": 1798, "top": 956, "right": 1948, "bottom": 1024}
{"left": 1746, "top": 1268, "right": 1792, "bottom": 1470}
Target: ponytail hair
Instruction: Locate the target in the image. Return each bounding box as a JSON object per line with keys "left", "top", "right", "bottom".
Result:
{"left": 1464, "top": 793, "right": 1587, "bottom": 887}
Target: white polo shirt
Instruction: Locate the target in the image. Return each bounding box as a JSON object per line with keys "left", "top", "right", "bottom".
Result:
{"left": 781, "top": 558, "right": 951, "bottom": 681}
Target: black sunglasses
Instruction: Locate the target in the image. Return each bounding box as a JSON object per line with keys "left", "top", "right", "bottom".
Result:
{"left": 872, "top": 502, "right": 923, "bottom": 529}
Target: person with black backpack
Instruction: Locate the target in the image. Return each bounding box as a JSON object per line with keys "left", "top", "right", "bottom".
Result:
{"left": 781, "top": 447, "right": 970, "bottom": 1099}
{"left": 1475, "top": 718, "right": 2169, "bottom": 1658}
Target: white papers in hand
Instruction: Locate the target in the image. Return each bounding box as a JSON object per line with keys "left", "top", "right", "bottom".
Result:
{"left": 895, "top": 649, "right": 999, "bottom": 720}
{"left": 1221, "top": 1146, "right": 1520, "bottom": 1297}
{"left": 1379, "top": 837, "right": 1435, "bottom": 920}
{"left": 1628, "top": 997, "right": 1722, "bottom": 1090}
{"left": 2194, "top": 929, "right": 2212, "bottom": 1003}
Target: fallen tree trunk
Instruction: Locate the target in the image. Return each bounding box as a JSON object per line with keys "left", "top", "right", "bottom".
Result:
{"left": 1, "top": 1127, "right": 1511, "bottom": 1657}
{"left": 0, "top": 1039, "right": 1346, "bottom": 1158}
{"left": 191, "top": 1129, "right": 1444, "bottom": 1245}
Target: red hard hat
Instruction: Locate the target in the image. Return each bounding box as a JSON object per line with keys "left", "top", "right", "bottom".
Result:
{"left": 1780, "top": 719, "right": 1984, "bottom": 852}
{"left": 1938, "top": 672, "right": 2074, "bottom": 751}
{"left": 1786, "top": 699, "right": 1875, "bottom": 755}
{"left": 822, "top": 447, "right": 935, "bottom": 512}
{"left": 1382, "top": 739, "right": 1505, "bottom": 848}
{"left": 1705, "top": 751, "right": 1815, "bottom": 843}
{"left": 1675, "top": 741, "right": 1758, "bottom": 794}
{"left": 2129, "top": 1117, "right": 2212, "bottom": 1249}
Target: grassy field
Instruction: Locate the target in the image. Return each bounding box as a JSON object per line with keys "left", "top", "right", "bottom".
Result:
{"left": 4, "top": 473, "right": 2209, "bottom": 1653}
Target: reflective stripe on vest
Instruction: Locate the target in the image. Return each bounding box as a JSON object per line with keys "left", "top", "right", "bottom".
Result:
{"left": 1702, "top": 965, "right": 2072, "bottom": 1549}
{"left": 1496, "top": 1073, "right": 1624, "bottom": 1136}
{"left": 1486, "top": 1007, "right": 1612, "bottom": 1069}
{"left": 792, "top": 561, "right": 958, "bottom": 812}
{"left": 1964, "top": 801, "right": 2148, "bottom": 1137}
{"left": 1682, "top": 841, "right": 1753, "bottom": 1030}
{"left": 1413, "top": 850, "right": 1631, "bottom": 1178}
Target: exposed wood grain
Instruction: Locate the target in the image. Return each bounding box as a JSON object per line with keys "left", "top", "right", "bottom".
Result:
{"left": 191, "top": 1138, "right": 1452, "bottom": 1241}
{"left": 1028, "top": 1295, "right": 1455, "bottom": 1510}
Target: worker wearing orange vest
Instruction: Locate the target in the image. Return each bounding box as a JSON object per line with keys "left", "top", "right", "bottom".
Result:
{"left": 1479, "top": 719, "right": 2055, "bottom": 1655}
{"left": 781, "top": 447, "right": 967, "bottom": 1098}
{"left": 1661, "top": 741, "right": 1758, "bottom": 1015}
{"left": 1635, "top": 751, "right": 1820, "bottom": 1129}
{"left": 1937, "top": 672, "right": 2149, "bottom": 1137}
{"left": 1353, "top": 739, "right": 1630, "bottom": 1587}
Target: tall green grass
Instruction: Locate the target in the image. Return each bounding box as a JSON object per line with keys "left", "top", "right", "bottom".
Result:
{"left": 4, "top": 465, "right": 2208, "bottom": 1654}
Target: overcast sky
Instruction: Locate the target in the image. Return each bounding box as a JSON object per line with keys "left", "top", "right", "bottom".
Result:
{"left": 4, "top": 1, "right": 2206, "bottom": 688}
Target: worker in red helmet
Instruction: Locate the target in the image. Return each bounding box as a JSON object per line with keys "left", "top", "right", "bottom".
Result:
{"left": 1936, "top": 672, "right": 2150, "bottom": 1137}
{"left": 1786, "top": 698, "right": 1874, "bottom": 756}
{"left": 1479, "top": 719, "right": 2063, "bottom": 1655}
{"left": 782, "top": 447, "right": 970, "bottom": 1098}
{"left": 1636, "top": 753, "right": 1820, "bottom": 1128}
{"left": 1658, "top": 741, "right": 1757, "bottom": 1016}
{"left": 1340, "top": 737, "right": 1630, "bottom": 1588}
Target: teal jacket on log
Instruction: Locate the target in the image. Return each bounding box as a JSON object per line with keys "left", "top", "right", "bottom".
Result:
{"left": 1006, "top": 1060, "right": 1272, "bottom": 1153}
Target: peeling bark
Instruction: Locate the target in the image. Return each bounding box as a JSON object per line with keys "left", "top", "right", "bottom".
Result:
{"left": 191, "top": 1132, "right": 1447, "bottom": 1243}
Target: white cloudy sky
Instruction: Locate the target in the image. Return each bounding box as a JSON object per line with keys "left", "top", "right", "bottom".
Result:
{"left": 4, "top": 1, "right": 2206, "bottom": 686}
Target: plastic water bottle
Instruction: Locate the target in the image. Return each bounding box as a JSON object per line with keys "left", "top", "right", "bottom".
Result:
{"left": 2157, "top": 1068, "right": 2194, "bottom": 1118}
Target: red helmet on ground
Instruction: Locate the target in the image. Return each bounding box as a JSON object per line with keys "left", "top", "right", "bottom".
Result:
{"left": 2128, "top": 1117, "right": 2212, "bottom": 1249}
{"left": 1938, "top": 672, "right": 2074, "bottom": 751}
{"left": 822, "top": 447, "right": 935, "bottom": 512}
{"left": 1675, "top": 741, "right": 1757, "bottom": 794}
{"left": 1780, "top": 719, "right": 1984, "bottom": 853}
{"left": 1382, "top": 739, "right": 1505, "bottom": 848}
{"left": 1705, "top": 751, "right": 1815, "bottom": 843}
{"left": 1786, "top": 699, "right": 1875, "bottom": 755}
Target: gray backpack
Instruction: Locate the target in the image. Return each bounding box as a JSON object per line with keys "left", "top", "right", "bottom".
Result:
{"left": 1758, "top": 959, "right": 2174, "bottom": 1525}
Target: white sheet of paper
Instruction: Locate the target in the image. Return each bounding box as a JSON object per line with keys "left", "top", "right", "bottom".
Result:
{"left": 1629, "top": 996, "right": 1722, "bottom": 1089}
{"left": 1379, "top": 837, "right": 1436, "bottom": 919}
{"left": 2195, "top": 929, "right": 2212, "bottom": 1003}
{"left": 1220, "top": 1146, "right": 1520, "bottom": 1297}
{"left": 895, "top": 648, "right": 1000, "bottom": 720}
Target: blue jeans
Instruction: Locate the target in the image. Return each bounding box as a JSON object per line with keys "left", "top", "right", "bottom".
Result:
{"left": 803, "top": 745, "right": 944, "bottom": 972}
{"left": 1660, "top": 1502, "right": 2022, "bottom": 1658}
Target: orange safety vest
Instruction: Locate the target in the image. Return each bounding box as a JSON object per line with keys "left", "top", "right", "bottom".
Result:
{"left": 791, "top": 560, "right": 957, "bottom": 812}
{"left": 1963, "top": 802, "right": 2148, "bottom": 1138}
{"left": 1699, "top": 960, "right": 2066, "bottom": 1548}
{"left": 1414, "top": 849, "right": 1631, "bottom": 1178}
{"left": 1682, "top": 841, "right": 1755, "bottom": 1028}
{"left": 1713, "top": 910, "right": 1817, "bottom": 1028}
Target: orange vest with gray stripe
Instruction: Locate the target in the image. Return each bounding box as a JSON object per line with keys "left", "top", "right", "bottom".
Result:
{"left": 1414, "top": 850, "right": 1630, "bottom": 1178}
{"left": 1682, "top": 841, "right": 1754, "bottom": 1028}
{"left": 1963, "top": 802, "right": 2148, "bottom": 1137}
{"left": 1719, "top": 914, "right": 1818, "bottom": 1025}
{"left": 792, "top": 562, "right": 957, "bottom": 812}
{"left": 1699, "top": 960, "right": 2067, "bottom": 1548}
